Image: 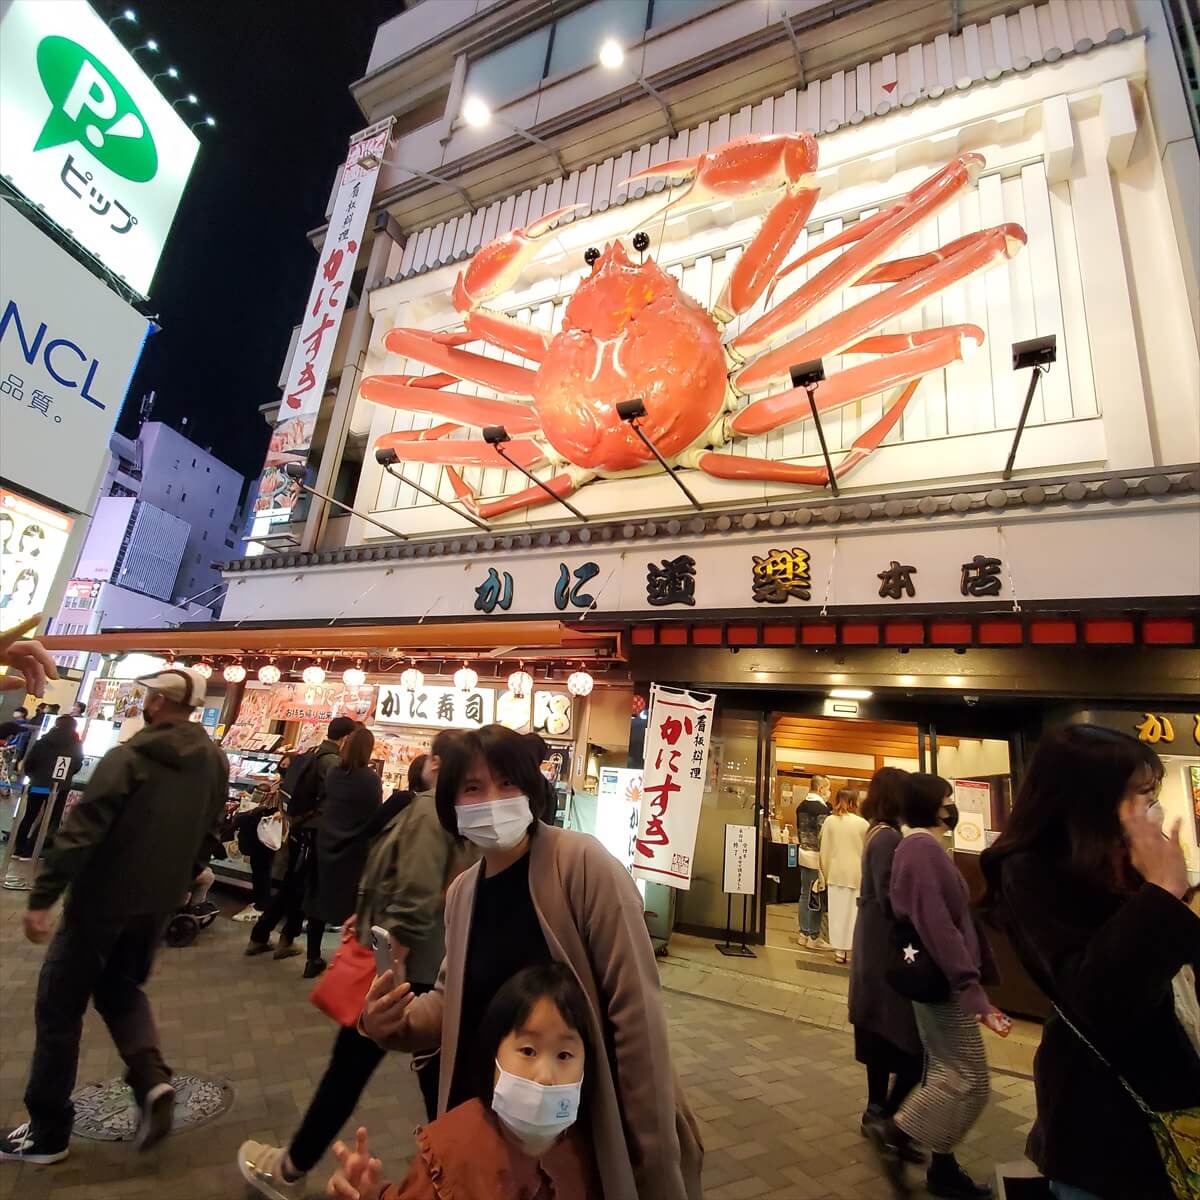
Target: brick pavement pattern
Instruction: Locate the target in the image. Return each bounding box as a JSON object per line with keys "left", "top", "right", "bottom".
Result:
{"left": 0, "top": 891, "right": 1036, "bottom": 1199}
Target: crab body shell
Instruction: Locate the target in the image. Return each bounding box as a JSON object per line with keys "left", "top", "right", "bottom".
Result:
{"left": 533, "top": 242, "right": 726, "bottom": 473}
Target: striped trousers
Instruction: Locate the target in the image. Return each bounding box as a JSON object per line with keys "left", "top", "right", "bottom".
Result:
{"left": 895, "top": 998, "right": 991, "bottom": 1154}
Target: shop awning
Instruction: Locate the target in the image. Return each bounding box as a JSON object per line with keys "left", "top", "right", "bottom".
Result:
{"left": 40, "top": 619, "right": 624, "bottom": 660}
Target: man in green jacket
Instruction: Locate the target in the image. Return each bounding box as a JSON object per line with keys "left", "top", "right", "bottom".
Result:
{"left": 1, "top": 667, "right": 228, "bottom": 1166}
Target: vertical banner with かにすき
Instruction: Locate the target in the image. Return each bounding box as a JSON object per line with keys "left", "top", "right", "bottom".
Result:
{"left": 633, "top": 684, "right": 717, "bottom": 891}
{"left": 253, "top": 116, "right": 393, "bottom": 524}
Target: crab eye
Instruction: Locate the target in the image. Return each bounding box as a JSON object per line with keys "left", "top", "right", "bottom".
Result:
{"left": 584, "top": 247, "right": 601, "bottom": 266}
{"left": 632, "top": 231, "right": 650, "bottom": 253}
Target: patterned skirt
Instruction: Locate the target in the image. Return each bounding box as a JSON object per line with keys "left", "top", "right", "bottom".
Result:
{"left": 895, "top": 998, "right": 991, "bottom": 1154}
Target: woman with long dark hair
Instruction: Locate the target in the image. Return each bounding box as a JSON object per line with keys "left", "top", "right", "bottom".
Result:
{"left": 360, "top": 724, "right": 702, "bottom": 1200}
{"left": 980, "top": 725, "right": 1199, "bottom": 1200}
{"left": 849, "top": 767, "right": 924, "bottom": 1134}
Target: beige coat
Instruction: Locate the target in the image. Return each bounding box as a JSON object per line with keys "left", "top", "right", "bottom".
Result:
{"left": 819, "top": 811, "right": 869, "bottom": 889}
{"left": 374, "top": 823, "right": 703, "bottom": 1200}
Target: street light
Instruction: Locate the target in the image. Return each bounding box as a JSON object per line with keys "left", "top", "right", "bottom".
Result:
{"left": 189, "top": 115, "right": 216, "bottom": 132}
{"left": 131, "top": 38, "right": 158, "bottom": 54}
{"left": 108, "top": 9, "right": 136, "bottom": 27}
{"left": 151, "top": 66, "right": 179, "bottom": 82}
{"left": 460, "top": 96, "right": 565, "bottom": 174}
{"left": 172, "top": 92, "right": 198, "bottom": 110}
{"left": 597, "top": 38, "right": 676, "bottom": 135}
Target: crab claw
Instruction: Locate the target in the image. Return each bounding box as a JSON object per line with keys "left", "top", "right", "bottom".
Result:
{"left": 453, "top": 203, "right": 583, "bottom": 313}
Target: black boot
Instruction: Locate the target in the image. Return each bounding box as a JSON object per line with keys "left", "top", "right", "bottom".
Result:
{"left": 864, "top": 1117, "right": 913, "bottom": 1198}
{"left": 926, "top": 1153, "right": 992, "bottom": 1199}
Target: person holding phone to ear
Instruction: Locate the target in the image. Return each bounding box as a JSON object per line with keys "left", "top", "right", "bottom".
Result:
{"left": 981, "top": 726, "right": 1199, "bottom": 1200}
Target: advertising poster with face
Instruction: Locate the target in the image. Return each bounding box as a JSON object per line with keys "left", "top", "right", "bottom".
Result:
{"left": 0, "top": 488, "right": 72, "bottom": 631}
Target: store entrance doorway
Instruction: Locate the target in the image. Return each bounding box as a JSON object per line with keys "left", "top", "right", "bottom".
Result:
{"left": 763, "top": 714, "right": 927, "bottom": 970}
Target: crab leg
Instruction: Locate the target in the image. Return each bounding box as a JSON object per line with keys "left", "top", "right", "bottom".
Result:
{"left": 736, "top": 154, "right": 984, "bottom": 357}
{"left": 692, "top": 378, "right": 921, "bottom": 487}
{"left": 445, "top": 468, "right": 589, "bottom": 520}
{"left": 371, "top": 436, "right": 548, "bottom": 472}
{"left": 360, "top": 372, "right": 542, "bottom": 434}
{"left": 382, "top": 328, "right": 538, "bottom": 397}
{"left": 618, "top": 133, "right": 820, "bottom": 317}
{"left": 734, "top": 224, "right": 1025, "bottom": 392}
{"left": 730, "top": 325, "right": 982, "bottom": 436}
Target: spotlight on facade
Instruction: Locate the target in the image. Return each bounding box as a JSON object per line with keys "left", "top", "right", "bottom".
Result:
{"left": 462, "top": 96, "right": 492, "bottom": 128}
{"left": 598, "top": 38, "right": 625, "bottom": 69}
{"left": 1004, "top": 334, "right": 1057, "bottom": 478}
{"left": 617, "top": 398, "right": 702, "bottom": 511}
{"left": 482, "top": 427, "right": 588, "bottom": 522}
{"left": 1012, "top": 334, "right": 1056, "bottom": 372}
{"left": 789, "top": 359, "right": 837, "bottom": 496}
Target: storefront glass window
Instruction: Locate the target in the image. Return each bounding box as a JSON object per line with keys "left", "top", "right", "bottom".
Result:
{"left": 674, "top": 709, "right": 761, "bottom": 934}
{"left": 648, "top": 0, "right": 727, "bottom": 31}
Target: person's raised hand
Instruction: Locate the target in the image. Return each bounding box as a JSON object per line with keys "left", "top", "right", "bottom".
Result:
{"left": 360, "top": 971, "right": 413, "bottom": 1044}
{"left": 1122, "top": 800, "right": 1189, "bottom": 899}
{"left": 327, "top": 1126, "right": 385, "bottom": 1200}
{"left": 0, "top": 616, "right": 57, "bottom": 697}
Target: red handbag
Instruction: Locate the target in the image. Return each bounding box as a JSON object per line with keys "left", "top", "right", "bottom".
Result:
{"left": 310, "top": 930, "right": 377, "bottom": 1027}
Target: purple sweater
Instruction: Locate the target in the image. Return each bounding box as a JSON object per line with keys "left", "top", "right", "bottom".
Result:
{"left": 890, "top": 830, "right": 991, "bottom": 1017}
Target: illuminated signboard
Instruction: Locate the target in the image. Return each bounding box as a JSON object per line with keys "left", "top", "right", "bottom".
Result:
{"left": 0, "top": 0, "right": 200, "bottom": 295}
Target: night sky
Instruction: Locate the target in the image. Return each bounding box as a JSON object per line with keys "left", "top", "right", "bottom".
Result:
{"left": 100, "top": 0, "right": 406, "bottom": 493}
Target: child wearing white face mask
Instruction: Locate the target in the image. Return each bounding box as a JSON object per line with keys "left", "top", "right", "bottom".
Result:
{"left": 325, "top": 963, "right": 599, "bottom": 1200}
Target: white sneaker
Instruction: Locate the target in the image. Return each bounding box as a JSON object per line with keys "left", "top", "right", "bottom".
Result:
{"left": 232, "top": 904, "right": 264, "bottom": 924}
{"left": 239, "top": 1140, "right": 307, "bottom": 1199}
{"left": 810, "top": 938, "right": 835, "bottom": 952}
{"left": 135, "top": 1082, "right": 175, "bottom": 1151}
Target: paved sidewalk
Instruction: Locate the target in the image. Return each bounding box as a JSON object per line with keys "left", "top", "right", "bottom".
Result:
{"left": 0, "top": 890, "right": 1037, "bottom": 1199}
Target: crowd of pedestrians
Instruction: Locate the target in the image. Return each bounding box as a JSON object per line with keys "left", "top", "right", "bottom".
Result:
{"left": 0, "top": 616, "right": 1196, "bottom": 1200}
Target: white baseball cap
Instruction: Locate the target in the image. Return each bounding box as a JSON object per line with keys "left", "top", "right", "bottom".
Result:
{"left": 136, "top": 667, "right": 207, "bottom": 708}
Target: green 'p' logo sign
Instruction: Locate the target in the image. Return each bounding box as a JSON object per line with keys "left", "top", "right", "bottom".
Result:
{"left": 34, "top": 35, "right": 157, "bottom": 183}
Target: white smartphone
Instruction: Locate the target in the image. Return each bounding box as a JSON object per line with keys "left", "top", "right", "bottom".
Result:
{"left": 369, "top": 925, "right": 396, "bottom": 978}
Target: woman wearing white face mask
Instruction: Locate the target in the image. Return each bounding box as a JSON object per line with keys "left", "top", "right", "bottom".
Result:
{"left": 326, "top": 963, "right": 599, "bottom": 1199}
{"left": 361, "top": 726, "right": 703, "bottom": 1200}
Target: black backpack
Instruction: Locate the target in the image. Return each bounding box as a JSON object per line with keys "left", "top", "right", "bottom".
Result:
{"left": 280, "top": 751, "right": 324, "bottom": 826}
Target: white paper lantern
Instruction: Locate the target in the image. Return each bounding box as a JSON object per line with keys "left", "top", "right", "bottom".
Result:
{"left": 302, "top": 664, "right": 327, "bottom": 685}
{"left": 454, "top": 665, "right": 479, "bottom": 692}
{"left": 223, "top": 664, "right": 247, "bottom": 683}
{"left": 342, "top": 666, "right": 366, "bottom": 687}
{"left": 400, "top": 666, "right": 424, "bottom": 692}
{"left": 257, "top": 663, "right": 281, "bottom": 685}
{"left": 507, "top": 669, "right": 533, "bottom": 698}
{"left": 192, "top": 662, "right": 213, "bottom": 679}
{"left": 567, "top": 670, "right": 594, "bottom": 697}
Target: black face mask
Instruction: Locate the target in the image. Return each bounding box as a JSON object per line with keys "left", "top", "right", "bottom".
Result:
{"left": 942, "top": 803, "right": 960, "bottom": 832}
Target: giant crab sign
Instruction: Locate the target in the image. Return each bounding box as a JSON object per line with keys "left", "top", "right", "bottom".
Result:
{"left": 362, "top": 133, "right": 1027, "bottom": 520}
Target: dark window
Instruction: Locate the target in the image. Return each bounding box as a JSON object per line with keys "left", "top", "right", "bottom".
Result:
{"left": 181, "top": 492, "right": 187, "bottom": 502}
{"left": 547, "top": 1, "right": 648, "bottom": 78}
{"left": 202, "top": 530, "right": 207, "bottom": 541}
{"left": 648, "top": 0, "right": 724, "bottom": 29}
{"left": 166, "top": 484, "right": 172, "bottom": 496}
{"left": 209, "top": 507, "right": 214, "bottom": 517}
{"left": 191, "top": 457, "right": 196, "bottom": 467}
{"left": 216, "top": 484, "right": 221, "bottom": 494}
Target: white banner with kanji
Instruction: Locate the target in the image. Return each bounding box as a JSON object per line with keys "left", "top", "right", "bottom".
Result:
{"left": 255, "top": 117, "right": 393, "bottom": 522}
{"left": 633, "top": 684, "right": 716, "bottom": 891}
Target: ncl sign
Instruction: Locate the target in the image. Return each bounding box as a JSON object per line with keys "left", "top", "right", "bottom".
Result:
{"left": 0, "top": 298, "right": 106, "bottom": 409}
